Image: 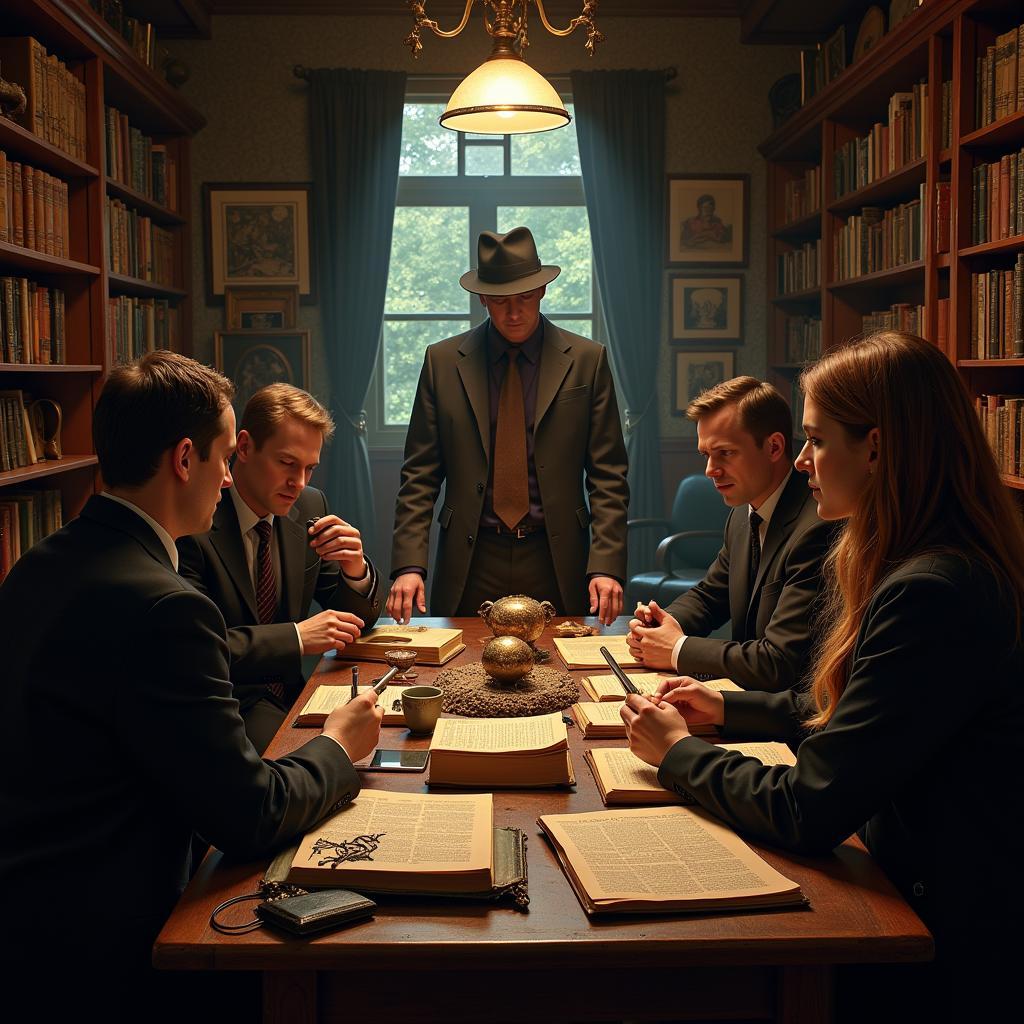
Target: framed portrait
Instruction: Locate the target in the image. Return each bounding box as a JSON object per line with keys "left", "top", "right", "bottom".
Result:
{"left": 670, "top": 274, "right": 743, "bottom": 343}
{"left": 672, "top": 350, "right": 736, "bottom": 416}
{"left": 224, "top": 286, "right": 299, "bottom": 330}
{"left": 824, "top": 25, "right": 847, "bottom": 83}
{"left": 204, "top": 183, "right": 314, "bottom": 304}
{"left": 215, "top": 329, "right": 311, "bottom": 417}
{"left": 667, "top": 174, "right": 749, "bottom": 267}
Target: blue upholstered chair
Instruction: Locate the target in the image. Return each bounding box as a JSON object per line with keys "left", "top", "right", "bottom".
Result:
{"left": 625, "top": 473, "right": 728, "bottom": 610}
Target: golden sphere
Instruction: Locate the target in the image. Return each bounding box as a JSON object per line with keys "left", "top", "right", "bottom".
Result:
{"left": 478, "top": 595, "right": 556, "bottom": 644}
{"left": 481, "top": 635, "right": 535, "bottom": 685}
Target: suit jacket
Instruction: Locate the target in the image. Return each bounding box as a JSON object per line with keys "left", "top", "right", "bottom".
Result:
{"left": 0, "top": 495, "right": 359, "bottom": 951}
{"left": 177, "top": 486, "right": 381, "bottom": 709}
{"left": 391, "top": 318, "right": 629, "bottom": 615}
{"left": 657, "top": 552, "right": 1024, "bottom": 964}
{"left": 664, "top": 470, "right": 839, "bottom": 692}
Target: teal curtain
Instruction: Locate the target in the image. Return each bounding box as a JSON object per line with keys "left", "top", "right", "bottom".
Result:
{"left": 570, "top": 69, "right": 666, "bottom": 578}
{"left": 308, "top": 68, "right": 406, "bottom": 550}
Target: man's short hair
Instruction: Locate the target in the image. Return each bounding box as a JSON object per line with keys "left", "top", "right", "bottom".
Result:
{"left": 686, "top": 375, "right": 793, "bottom": 456}
{"left": 240, "top": 383, "right": 335, "bottom": 449}
{"left": 94, "top": 351, "right": 234, "bottom": 487}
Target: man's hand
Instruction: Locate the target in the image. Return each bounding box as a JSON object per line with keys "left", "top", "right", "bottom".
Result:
{"left": 322, "top": 688, "right": 383, "bottom": 763}
{"left": 652, "top": 677, "right": 725, "bottom": 728}
{"left": 619, "top": 693, "right": 691, "bottom": 767}
{"left": 626, "top": 599, "right": 683, "bottom": 670}
{"left": 588, "top": 575, "right": 623, "bottom": 625}
{"left": 298, "top": 609, "right": 364, "bottom": 655}
{"left": 309, "top": 515, "right": 366, "bottom": 579}
{"left": 387, "top": 572, "right": 426, "bottom": 624}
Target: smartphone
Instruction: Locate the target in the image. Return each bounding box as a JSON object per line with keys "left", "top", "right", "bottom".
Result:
{"left": 359, "top": 749, "right": 430, "bottom": 772}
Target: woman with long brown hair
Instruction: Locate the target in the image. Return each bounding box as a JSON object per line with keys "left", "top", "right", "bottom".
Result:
{"left": 622, "top": 331, "right": 1024, "bottom": 1009}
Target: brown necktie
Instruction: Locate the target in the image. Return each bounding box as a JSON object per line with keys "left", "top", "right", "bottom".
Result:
{"left": 254, "top": 520, "right": 285, "bottom": 701}
{"left": 493, "top": 350, "right": 530, "bottom": 530}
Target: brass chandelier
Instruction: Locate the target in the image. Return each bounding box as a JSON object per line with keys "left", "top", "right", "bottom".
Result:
{"left": 405, "top": 1, "right": 604, "bottom": 135}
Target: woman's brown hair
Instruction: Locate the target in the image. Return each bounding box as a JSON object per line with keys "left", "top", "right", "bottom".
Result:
{"left": 800, "top": 331, "right": 1024, "bottom": 727}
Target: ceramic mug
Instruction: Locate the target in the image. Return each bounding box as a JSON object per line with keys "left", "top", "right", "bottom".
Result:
{"left": 401, "top": 685, "right": 444, "bottom": 734}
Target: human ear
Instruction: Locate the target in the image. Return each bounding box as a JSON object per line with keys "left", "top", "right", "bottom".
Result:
{"left": 172, "top": 438, "right": 192, "bottom": 482}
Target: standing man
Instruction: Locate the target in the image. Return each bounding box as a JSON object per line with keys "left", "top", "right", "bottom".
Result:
{"left": 179, "top": 383, "right": 381, "bottom": 752}
{"left": 628, "top": 377, "right": 838, "bottom": 692}
{"left": 0, "top": 352, "right": 381, "bottom": 1014}
{"left": 387, "top": 226, "right": 628, "bottom": 624}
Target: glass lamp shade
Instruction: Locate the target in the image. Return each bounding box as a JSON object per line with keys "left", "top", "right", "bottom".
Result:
{"left": 439, "top": 56, "right": 571, "bottom": 134}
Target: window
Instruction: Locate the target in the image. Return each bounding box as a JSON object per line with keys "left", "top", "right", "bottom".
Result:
{"left": 369, "top": 92, "right": 600, "bottom": 444}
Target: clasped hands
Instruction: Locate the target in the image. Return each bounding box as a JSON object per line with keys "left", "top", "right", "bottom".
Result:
{"left": 620, "top": 676, "right": 726, "bottom": 766}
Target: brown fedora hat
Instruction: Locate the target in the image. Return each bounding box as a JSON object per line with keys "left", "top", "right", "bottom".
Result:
{"left": 460, "top": 226, "right": 561, "bottom": 296}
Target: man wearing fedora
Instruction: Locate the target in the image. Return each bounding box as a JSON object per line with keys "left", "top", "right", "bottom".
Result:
{"left": 387, "top": 226, "right": 629, "bottom": 625}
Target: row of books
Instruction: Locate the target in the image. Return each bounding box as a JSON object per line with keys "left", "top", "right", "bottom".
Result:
{"left": 782, "top": 314, "right": 821, "bottom": 364}
{"left": 87, "top": 1, "right": 158, "bottom": 69}
{"left": 976, "top": 394, "right": 1024, "bottom": 479}
{"left": 0, "top": 37, "right": 88, "bottom": 161}
{"left": 970, "top": 259, "right": 1024, "bottom": 360}
{"left": 108, "top": 296, "right": 180, "bottom": 364}
{"left": 788, "top": 380, "right": 805, "bottom": 442}
{"left": 0, "top": 389, "right": 49, "bottom": 471}
{"left": 105, "top": 198, "right": 176, "bottom": 285}
{"left": 936, "top": 181, "right": 951, "bottom": 253}
{"left": 0, "top": 489, "right": 62, "bottom": 583}
{"left": 940, "top": 79, "right": 952, "bottom": 151}
{"left": 776, "top": 240, "right": 820, "bottom": 296}
{"left": 971, "top": 148, "right": 1024, "bottom": 246}
{"left": 0, "top": 153, "right": 70, "bottom": 259}
{"left": 104, "top": 107, "right": 179, "bottom": 211}
{"left": 1, "top": 277, "right": 66, "bottom": 365}
{"left": 833, "top": 187, "right": 924, "bottom": 281}
{"left": 861, "top": 302, "right": 926, "bottom": 337}
{"left": 976, "top": 24, "right": 1024, "bottom": 130}
{"left": 781, "top": 167, "right": 820, "bottom": 225}
{"left": 833, "top": 83, "right": 928, "bottom": 199}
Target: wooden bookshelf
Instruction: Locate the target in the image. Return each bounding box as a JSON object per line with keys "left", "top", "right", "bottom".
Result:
{"left": 761, "top": 0, "right": 1024, "bottom": 489}
{"left": 1, "top": 0, "right": 204, "bottom": 575}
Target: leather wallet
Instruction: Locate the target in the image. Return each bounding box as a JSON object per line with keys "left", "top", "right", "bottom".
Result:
{"left": 255, "top": 889, "right": 376, "bottom": 936}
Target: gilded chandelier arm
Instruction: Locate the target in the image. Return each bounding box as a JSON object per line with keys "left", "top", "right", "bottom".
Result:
{"left": 405, "top": 0, "right": 477, "bottom": 58}
{"left": 533, "top": 0, "right": 604, "bottom": 56}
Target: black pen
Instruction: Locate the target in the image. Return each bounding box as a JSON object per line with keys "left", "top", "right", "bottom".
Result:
{"left": 599, "top": 645, "right": 639, "bottom": 696}
{"left": 350, "top": 665, "right": 359, "bottom": 702}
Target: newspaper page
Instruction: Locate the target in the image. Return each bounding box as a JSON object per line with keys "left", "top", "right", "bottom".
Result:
{"left": 431, "top": 712, "right": 567, "bottom": 754}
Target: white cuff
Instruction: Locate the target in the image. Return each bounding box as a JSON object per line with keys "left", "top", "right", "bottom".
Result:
{"left": 320, "top": 732, "right": 351, "bottom": 761}
{"left": 344, "top": 562, "right": 373, "bottom": 595}
{"left": 671, "top": 634, "right": 687, "bottom": 671}
{"left": 294, "top": 622, "right": 304, "bottom": 656}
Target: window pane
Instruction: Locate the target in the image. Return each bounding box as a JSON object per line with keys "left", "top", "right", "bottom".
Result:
{"left": 465, "top": 144, "right": 504, "bottom": 176}
{"left": 511, "top": 105, "right": 581, "bottom": 176}
{"left": 385, "top": 207, "right": 470, "bottom": 314}
{"left": 399, "top": 103, "right": 457, "bottom": 176}
{"left": 548, "top": 318, "right": 593, "bottom": 339}
{"left": 382, "top": 320, "right": 470, "bottom": 425}
{"left": 498, "top": 205, "right": 591, "bottom": 313}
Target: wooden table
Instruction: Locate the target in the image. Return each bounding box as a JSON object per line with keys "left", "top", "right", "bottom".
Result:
{"left": 154, "top": 618, "right": 932, "bottom": 1023}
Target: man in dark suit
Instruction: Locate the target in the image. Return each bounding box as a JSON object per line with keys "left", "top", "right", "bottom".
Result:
{"left": 0, "top": 352, "right": 382, "bottom": 1016}
{"left": 387, "top": 226, "right": 629, "bottom": 624}
{"left": 628, "top": 377, "right": 837, "bottom": 692}
{"left": 179, "top": 383, "right": 381, "bottom": 751}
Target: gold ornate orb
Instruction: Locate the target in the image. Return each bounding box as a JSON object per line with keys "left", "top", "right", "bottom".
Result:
{"left": 481, "top": 635, "right": 535, "bottom": 685}
{"left": 478, "top": 595, "right": 556, "bottom": 644}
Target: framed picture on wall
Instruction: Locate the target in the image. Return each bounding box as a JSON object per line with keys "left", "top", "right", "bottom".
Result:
{"left": 204, "top": 183, "right": 315, "bottom": 304}
{"left": 215, "top": 329, "right": 311, "bottom": 417}
{"left": 224, "top": 286, "right": 299, "bottom": 330}
{"left": 672, "top": 350, "right": 736, "bottom": 416}
{"left": 666, "top": 174, "right": 749, "bottom": 267}
{"left": 670, "top": 274, "right": 743, "bottom": 343}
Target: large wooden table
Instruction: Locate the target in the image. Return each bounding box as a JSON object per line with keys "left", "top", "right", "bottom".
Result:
{"left": 154, "top": 617, "right": 932, "bottom": 1023}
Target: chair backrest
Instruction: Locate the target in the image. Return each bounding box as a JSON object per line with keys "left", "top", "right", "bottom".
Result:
{"left": 669, "top": 473, "right": 729, "bottom": 567}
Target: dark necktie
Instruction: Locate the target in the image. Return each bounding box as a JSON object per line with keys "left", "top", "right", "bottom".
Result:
{"left": 493, "top": 349, "right": 529, "bottom": 530}
{"left": 749, "top": 510, "right": 763, "bottom": 582}
{"left": 254, "top": 520, "right": 285, "bottom": 701}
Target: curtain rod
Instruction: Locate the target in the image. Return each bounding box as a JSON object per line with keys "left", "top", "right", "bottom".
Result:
{"left": 293, "top": 64, "right": 677, "bottom": 81}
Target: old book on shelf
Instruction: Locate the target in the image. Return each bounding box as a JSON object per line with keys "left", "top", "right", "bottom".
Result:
{"left": 586, "top": 743, "right": 797, "bottom": 807}
{"left": 294, "top": 684, "right": 415, "bottom": 727}
{"left": 553, "top": 634, "right": 639, "bottom": 670}
{"left": 538, "top": 805, "right": 804, "bottom": 916}
{"left": 572, "top": 701, "right": 721, "bottom": 739}
{"left": 429, "top": 712, "right": 574, "bottom": 788}
{"left": 340, "top": 625, "right": 465, "bottom": 666}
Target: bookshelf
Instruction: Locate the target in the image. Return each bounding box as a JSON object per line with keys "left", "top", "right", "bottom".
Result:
{"left": 761, "top": 0, "right": 1024, "bottom": 488}
{"left": 1, "top": 0, "right": 204, "bottom": 579}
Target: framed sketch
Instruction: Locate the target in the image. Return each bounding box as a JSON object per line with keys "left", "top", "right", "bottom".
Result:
{"left": 225, "top": 286, "right": 299, "bottom": 330}
{"left": 824, "top": 25, "right": 847, "bottom": 83}
{"left": 671, "top": 274, "right": 743, "bottom": 343}
{"left": 672, "top": 350, "right": 736, "bottom": 416}
{"left": 667, "top": 174, "right": 749, "bottom": 267}
{"left": 215, "top": 329, "right": 311, "bottom": 417}
{"left": 204, "top": 183, "right": 314, "bottom": 304}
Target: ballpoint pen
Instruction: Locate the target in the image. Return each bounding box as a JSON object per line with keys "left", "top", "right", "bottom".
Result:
{"left": 599, "top": 645, "right": 640, "bottom": 696}
{"left": 350, "top": 665, "right": 359, "bottom": 702}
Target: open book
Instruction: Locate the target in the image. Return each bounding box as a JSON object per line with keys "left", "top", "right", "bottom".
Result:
{"left": 580, "top": 674, "right": 742, "bottom": 702}
{"left": 552, "top": 635, "right": 639, "bottom": 670}
{"left": 585, "top": 742, "right": 797, "bottom": 806}
{"left": 341, "top": 625, "right": 465, "bottom": 666}
{"left": 539, "top": 805, "right": 804, "bottom": 915}
{"left": 429, "top": 712, "right": 575, "bottom": 788}
{"left": 294, "top": 684, "right": 416, "bottom": 727}
{"left": 572, "top": 701, "right": 720, "bottom": 738}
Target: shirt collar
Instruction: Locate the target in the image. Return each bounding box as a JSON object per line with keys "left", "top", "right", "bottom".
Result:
{"left": 749, "top": 468, "right": 792, "bottom": 530}
{"left": 486, "top": 316, "right": 544, "bottom": 366}
{"left": 100, "top": 492, "right": 179, "bottom": 571}
{"left": 229, "top": 484, "right": 273, "bottom": 537}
